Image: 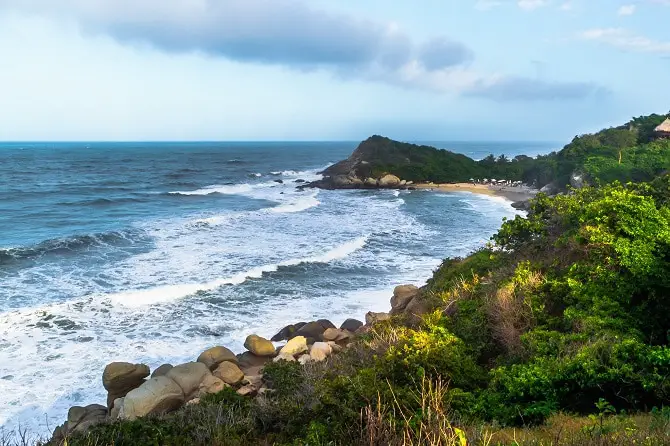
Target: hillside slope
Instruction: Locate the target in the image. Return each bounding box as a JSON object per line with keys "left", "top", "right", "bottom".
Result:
{"left": 310, "top": 112, "right": 670, "bottom": 191}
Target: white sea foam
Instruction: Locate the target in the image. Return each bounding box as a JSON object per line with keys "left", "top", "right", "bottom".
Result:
{"left": 0, "top": 171, "right": 521, "bottom": 438}
{"left": 108, "top": 235, "right": 367, "bottom": 308}
{"left": 270, "top": 193, "right": 320, "bottom": 213}
{"left": 169, "top": 183, "right": 259, "bottom": 196}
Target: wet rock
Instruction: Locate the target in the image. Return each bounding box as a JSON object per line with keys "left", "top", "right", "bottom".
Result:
{"left": 340, "top": 318, "right": 363, "bottom": 332}
{"left": 270, "top": 322, "right": 307, "bottom": 342}
{"left": 294, "top": 321, "right": 327, "bottom": 343}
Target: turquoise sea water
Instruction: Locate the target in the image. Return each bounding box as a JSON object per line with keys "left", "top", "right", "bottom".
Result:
{"left": 0, "top": 140, "right": 557, "bottom": 434}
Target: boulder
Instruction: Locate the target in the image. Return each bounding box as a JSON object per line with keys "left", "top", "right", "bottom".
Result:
{"left": 294, "top": 321, "right": 327, "bottom": 343}
{"left": 102, "top": 362, "right": 150, "bottom": 408}
{"left": 378, "top": 174, "right": 401, "bottom": 188}
{"left": 197, "top": 346, "right": 238, "bottom": 370}
{"left": 197, "top": 375, "right": 227, "bottom": 397}
{"left": 399, "top": 180, "right": 407, "bottom": 186}
{"left": 280, "top": 336, "right": 308, "bottom": 357}
{"left": 237, "top": 384, "right": 258, "bottom": 397}
{"left": 322, "top": 328, "right": 352, "bottom": 343}
{"left": 270, "top": 322, "right": 307, "bottom": 342}
{"left": 151, "top": 364, "right": 173, "bottom": 378}
{"left": 237, "top": 375, "right": 263, "bottom": 397}
{"left": 364, "top": 177, "right": 378, "bottom": 187}
{"left": 404, "top": 296, "right": 434, "bottom": 325}
{"left": 237, "top": 351, "right": 270, "bottom": 376}
{"left": 340, "top": 318, "right": 363, "bottom": 332}
{"left": 186, "top": 398, "right": 201, "bottom": 406}
{"left": 511, "top": 200, "right": 531, "bottom": 211}
{"left": 390, "top": 284, "right": 420, "bottom": 314}
{"left": 102, "top": 362, "right": 150, "bottom": 394}
{"left": 406, "top": 181, "right": 414, "bottom": 185}
{"left": 213, "top": 361, "right": 245, "bottom": 385}
{"left": 273, "top": 352, "right": 297, "bottom": 362}
{"left": 309, "top": 342, "right": 332, "bottom": 362}
{"left": 110, "top": 398, "right": 123, "bottom": 420}
{"left": 165, "top": 362, "right": 211, "bottom": 399}
{"left": 119, "top": 376, "right": 185, "bottom": 420}
{"left": 244, "top": 334, "right": 276, "bottom": 357}
{"left": 67, "top": 404, "right": 107, "bottom": 434}
{"left": 316, "top": 319, "right": 336, "bottom": 330}
{"left": 365, "top": 311, "right": 390, "bottom": 326}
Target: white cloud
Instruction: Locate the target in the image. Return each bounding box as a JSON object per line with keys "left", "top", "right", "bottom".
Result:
{"left": 0, "top": 0, "right": 604, "bottom": 102}
{"left": 617, "top": 4, "right": 636, "bottom": 15}
{"left": 580, "top": 28, "right": 670, "bottom": 54}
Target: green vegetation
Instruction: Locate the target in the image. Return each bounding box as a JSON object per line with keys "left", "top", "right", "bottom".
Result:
{"left": 342, "top": 112, "right": 670, "bottom": 190}
{"left": 56, "top": 179, "right": 670, "bottom": 445}
{"left": 43, "top": 114, "right": 670, "bottom": 445}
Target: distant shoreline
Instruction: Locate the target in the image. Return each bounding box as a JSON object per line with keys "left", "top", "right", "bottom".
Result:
{"left": 413, "top": 182, "right": 537, "bottom": 202}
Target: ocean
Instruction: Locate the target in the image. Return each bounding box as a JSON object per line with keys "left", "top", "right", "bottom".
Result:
{"left": 0, "top": 140, "right": 558, "bottom": 436}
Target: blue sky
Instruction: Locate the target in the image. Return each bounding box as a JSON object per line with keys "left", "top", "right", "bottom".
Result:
{"left": 0, "top": 0, "right": 668, "bottom": 142}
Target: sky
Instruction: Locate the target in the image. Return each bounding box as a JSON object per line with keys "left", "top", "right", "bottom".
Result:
{"left": 0, "top": 0, "right": 668, "bottom": 142}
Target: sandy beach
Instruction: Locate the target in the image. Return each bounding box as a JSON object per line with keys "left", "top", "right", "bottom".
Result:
{"left": 414, "top": 182, "right": 537, "bottom": 202}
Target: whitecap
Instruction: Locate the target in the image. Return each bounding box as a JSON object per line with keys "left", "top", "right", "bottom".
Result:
{"left": 107, "top": 235, "right": 368, "bottom": 307}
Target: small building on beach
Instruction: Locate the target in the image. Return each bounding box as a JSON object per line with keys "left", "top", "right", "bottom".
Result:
{"left": 654, "top": 118, "right": 670, "bottom": 139}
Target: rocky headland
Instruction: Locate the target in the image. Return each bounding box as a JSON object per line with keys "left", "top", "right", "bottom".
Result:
{"left": 302, "top": 135, "right": 538, "bottom": 204}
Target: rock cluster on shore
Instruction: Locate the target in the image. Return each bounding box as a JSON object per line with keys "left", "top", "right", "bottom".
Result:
{"left": 51, "top": 284, "right": 428, "bottom": 443}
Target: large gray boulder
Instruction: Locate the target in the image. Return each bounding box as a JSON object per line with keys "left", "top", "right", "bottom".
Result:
{"left": 66, "top": 404, "right": 108, "bottom": 434}
{"left": 102, "top": 362, "right": 150, "bottom": 408}
{"left": 390, "top": 285, "right": 420, "bottom": 314}
{"left": 102, "top": 362, "right": 150, "bottom": 393}
{"left": 118, "top": 376, "right": 185, "bottom": 420}
{"left": 151, "top": 364, "right": 173, "bottom": 378}
{"left": 197, "top": 346, "right": 238, "bottom": 370}
{"left": 165, "top": 362, "right": 211, "bottom": 400}
{"left": 294, "top": 321, "right": 327, "bottom": 343}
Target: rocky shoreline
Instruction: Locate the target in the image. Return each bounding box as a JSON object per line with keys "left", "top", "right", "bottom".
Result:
{"left": 51, "top": 284, "right": 430, "bottom": 444}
